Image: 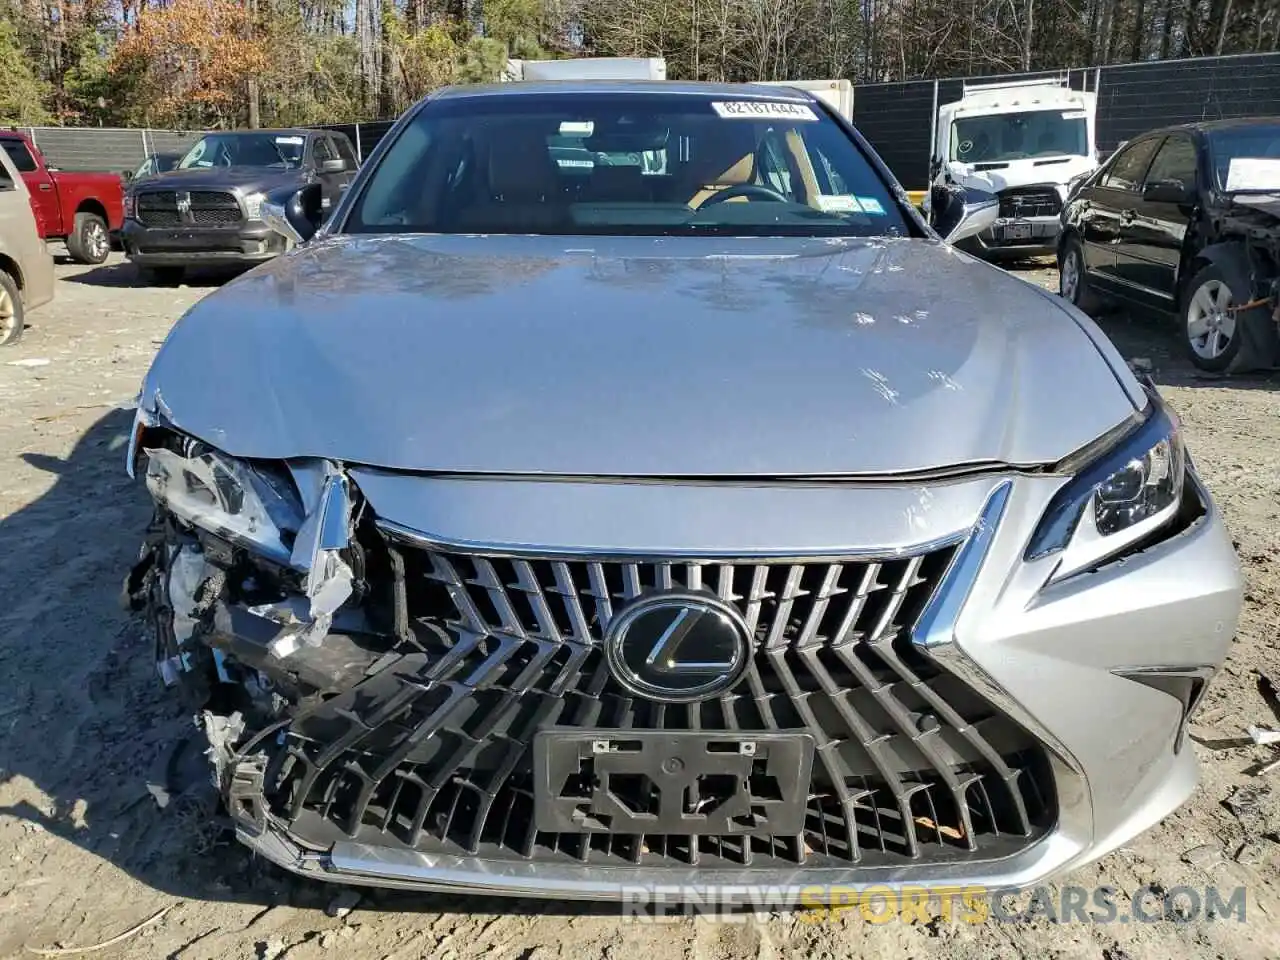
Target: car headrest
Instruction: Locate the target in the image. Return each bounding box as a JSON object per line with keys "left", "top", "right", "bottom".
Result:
{"left": 488, "top": 126, "right": 561, "bottom": 202}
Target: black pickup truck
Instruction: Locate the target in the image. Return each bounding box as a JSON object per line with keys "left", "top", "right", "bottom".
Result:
{"left": 122, "top": 128, "right": 357, "bottom": 283}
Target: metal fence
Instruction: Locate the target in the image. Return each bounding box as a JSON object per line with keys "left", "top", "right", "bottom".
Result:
{"left": 851, "top": 51, "right": 1280, "bottom": 190}
{"left": 12, "top": 121, "right": 397, "bottom": 174}
{"left": 14, "top": 51, "right": 1280, "bottom": 184}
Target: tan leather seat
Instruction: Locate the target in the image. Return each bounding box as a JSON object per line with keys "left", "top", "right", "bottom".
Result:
{"left": 679, "top": 126, "right": 761, "bottom": 208}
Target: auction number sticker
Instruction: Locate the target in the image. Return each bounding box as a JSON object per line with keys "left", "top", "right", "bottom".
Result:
{"left": 712, "top": 101, "right": 818, "bottom": 121}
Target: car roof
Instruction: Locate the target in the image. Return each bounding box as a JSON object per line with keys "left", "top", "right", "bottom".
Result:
{"left": 429, "top": 80, "right": 816, "bottom": 102}
{"left": 1135, "top": 116, "right": 1280, "bottom": 139}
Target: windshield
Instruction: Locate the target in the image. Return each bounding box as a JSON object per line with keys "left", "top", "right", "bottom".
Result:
{"left": 344, "top": 93, "right": 907, "bottom": 237}
{"left": 1209, "top": 125, "right": 1280, "bottom": 191}
{"left": 178, "top": 133, "right": 305, "bottom": 170}
{"left": 951, "top": 109, "right": 1089, "bottom": 163}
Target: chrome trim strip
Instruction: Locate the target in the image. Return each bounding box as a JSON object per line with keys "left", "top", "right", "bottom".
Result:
{"left": 1103, "top": 272, "right": 1176, "bottom": 301}
{"left": 376, "top": 516, "right": 969, "bottom": 564}
{"left": 235, "top": 826, "right": 1084, "bottom": 900}
{"left": 912, "top": 480, "right": 1083, "bottom": 774}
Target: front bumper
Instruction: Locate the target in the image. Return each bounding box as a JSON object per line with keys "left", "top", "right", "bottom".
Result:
{"left": 122, "top": 219, "right": 286, "bottom": 266}
{"left": 970, "top": 215, "right": 1062, "bottom": 258}
{"left": 130, "top": 459, "right": 1241, "bottom": 900}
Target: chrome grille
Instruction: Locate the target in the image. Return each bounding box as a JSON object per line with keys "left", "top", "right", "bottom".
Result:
{"left": 998, "top": 187, "right": 1062, "bottom": 219}
{"left": 264, "top": 544, "right": 1055, "bottom": 869}
{"left": 136, "top": 189, "right": 242, "bottom": 228}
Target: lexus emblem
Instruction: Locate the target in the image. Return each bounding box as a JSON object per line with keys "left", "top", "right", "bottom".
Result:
{"left": 603, "top": 592, "right": 752, "bottom": 703}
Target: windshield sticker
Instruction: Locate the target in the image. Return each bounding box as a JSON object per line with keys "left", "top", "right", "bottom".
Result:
{"left": 854, "top": 196, "right": 886, "bottom": 215}
{"left": 815, "top": 195, "right": 865, "bottom": 214}
{"left": 275, "top": 136, "right": 305, "bottom": 145}
{"left": 1061, "top": 110, "right": 1089, "bottom": 120}
{"left": 1225, "top": 157, "right": 1280, "bottom": 191}
{"left": 559, "top": 121, "right": 594, "bottom": 136}
{"left": 711, "top": 101, "right": 818, "bottom": 122}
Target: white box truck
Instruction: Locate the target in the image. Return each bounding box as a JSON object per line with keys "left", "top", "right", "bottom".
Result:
{"left": 927, "top": 75, "right": 1099, "bottom": 258}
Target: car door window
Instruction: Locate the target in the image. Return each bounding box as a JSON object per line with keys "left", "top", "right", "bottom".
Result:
{"left": 1100, "top": 139, "right": 1160, "bottom": 191}
{"left": 1145, "top": 136, "right": 1197, "bottom": 190}
{"left": 314, "top": 137, "right": 337, "bottom": 164}
{"left": 333, "top": 136, "right": 357, "bottom": 168}
{"left": 1, "top": 140, "right": 38, "bottom": 173}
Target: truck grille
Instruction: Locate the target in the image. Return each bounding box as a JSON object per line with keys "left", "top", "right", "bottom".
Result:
{"left": 261, "top": 544, "right": 1055, "bottom": 870}
{"left": 136, "top": 190, "right": 242, "bottom": 228}
{"left": 998, "top": 187, "right": 1062, "bottom": 219}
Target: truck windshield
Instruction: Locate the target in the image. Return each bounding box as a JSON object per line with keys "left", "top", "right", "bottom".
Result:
{"left": 179, "top": 133, "right": 305, "bottom": 170}
{"left": 345, "top": 92, "right": 907, "bottom": 238}
{"left": 951, "top": 110, "right": 1088, "bottom": 163}
{"left": 1208, "top": 124, "right": 1280, "bottom": 191}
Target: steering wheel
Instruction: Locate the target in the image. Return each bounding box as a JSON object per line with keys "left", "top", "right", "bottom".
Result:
{"left": 701, "top": 183, "right": 791, "bottom": 205}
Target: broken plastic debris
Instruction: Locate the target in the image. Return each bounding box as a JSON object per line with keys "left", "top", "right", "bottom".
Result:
{"left": 914, "top": 816, "right": 964, "bottom": 840}
{"left": 168, "top": 543, "right": 209, "bottom": 645}
{"left": 6, "top": 357, "right": 50, "bottom": 367}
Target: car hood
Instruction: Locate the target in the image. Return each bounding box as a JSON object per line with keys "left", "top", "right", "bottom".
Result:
{"left": 140, "top": 234, "right": 1143, "bottom": 477}
{"left": 132, "top": 167, "right": 305, "bottom": 194}
{"left": 947, "top": 155, "right": 1097, "bottom": 193}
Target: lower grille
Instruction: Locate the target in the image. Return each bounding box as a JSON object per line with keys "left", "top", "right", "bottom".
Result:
{"left": 261, "top": 543, "right": 1055, "bottom": 869}
{"left": 136, "top": 189, "right": 242, "bottom": 228}
{"left": 998, "top": 187, "right": 1062, "bottom": 219}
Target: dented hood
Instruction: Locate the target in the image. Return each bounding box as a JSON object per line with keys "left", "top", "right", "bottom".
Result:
{"left": 140, "top": 234, "right": 1142, "bottom": 477}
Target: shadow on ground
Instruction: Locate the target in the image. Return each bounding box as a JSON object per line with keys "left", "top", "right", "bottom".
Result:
{"left": 59, "top": 259, "right": 248, "bottom": 289}
{"left": 0, "top": 408, "right": 616, "bottom": 920}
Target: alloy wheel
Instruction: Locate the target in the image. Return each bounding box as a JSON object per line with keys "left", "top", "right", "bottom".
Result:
{"left": 1060, "top": 249, "right": 1080, "bottom": 301}
{"left": 1186, "top": 279, "right": 1237, "bottom": 360}
{"left": 0, "top": 285, "right": 17, "bottom": 344}
{"left": 86, "top": 220, "right": 109, "bottom": 262}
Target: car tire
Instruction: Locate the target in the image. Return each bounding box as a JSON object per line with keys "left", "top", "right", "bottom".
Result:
{"left": 1181, "top": 258, "right": 1277, "bottom": 374}
{"left": 66, "top": 212, "right": 111, "bottom": 265}
{"left": 1058, "top": 236, "right": 1101, "bottom": 314}
{"left": 0, "top": 270, "right": 24, "bottom": 346}
{"left": 137, "top": 265, "right": 185, "bottom": 286}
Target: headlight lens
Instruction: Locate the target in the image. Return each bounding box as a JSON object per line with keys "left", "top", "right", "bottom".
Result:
{"left": 144, "top": 441, "right": 303, "bottom": 565}
{"left": 1026, "top": 399, "right": 1186, "bottom": 580}
{"left": 243, "top": 191, "right": 266, "bottom": 221}
{"left": 124, "top": 192, "right": 136, "bottom": 219}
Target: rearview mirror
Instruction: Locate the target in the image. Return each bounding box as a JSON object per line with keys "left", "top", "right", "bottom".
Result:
{"left": 262, "top": 182, "right": 324, "bottom": 246}
{"left": 318, "top": 158, "right": 347, "bottom": 174}
{"left": 1142, "top": 178, "right": 1193, "bottom": 204}
{"left": 929, "top": 184, "right": 999, "bottom": 244}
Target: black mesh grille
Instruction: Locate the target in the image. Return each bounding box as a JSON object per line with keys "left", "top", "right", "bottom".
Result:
{"left": 263, "top": 545, "right": 1056, "bottom": 869}
{"left": 136, "top": 189, "right": 242, "bottom": 228}
{"left": 998, "top": 187, "right": 1062, "bottom": 218}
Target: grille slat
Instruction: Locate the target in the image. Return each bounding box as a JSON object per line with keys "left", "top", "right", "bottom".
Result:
{"left": 270, "top": 543, "right": 1056, "bottom": 872}
{"left": 135, "top": 188, "right": 243, "bottom": 228}
{"left": 998, "top": 187, "right": 1062, "bottom": 219}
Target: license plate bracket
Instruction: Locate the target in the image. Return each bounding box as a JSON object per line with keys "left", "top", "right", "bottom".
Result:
{"left": 1000, "top": 221, "right": 1033, "bottom": 240}
{"left": 533, "top": 730, "right": 814, "bottom": 835}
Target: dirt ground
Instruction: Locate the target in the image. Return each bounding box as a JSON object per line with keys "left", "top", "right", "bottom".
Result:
{"left": 1, "top": 252, "right": 1278, "bottom": 960}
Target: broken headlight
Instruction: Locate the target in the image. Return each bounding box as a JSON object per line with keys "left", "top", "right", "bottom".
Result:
{"left": 144, "top": 441, "right": 303, "bottom": 566}
{"left": 1026, "top": 396, "right": 1186, "bottom": 581}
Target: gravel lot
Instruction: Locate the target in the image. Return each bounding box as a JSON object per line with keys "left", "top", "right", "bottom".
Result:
{"left": 1, "top": 253, "right": 1278, "bottom": 960}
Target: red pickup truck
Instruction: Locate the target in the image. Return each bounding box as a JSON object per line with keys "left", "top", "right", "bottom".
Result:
{"left": 0, "top": 131, "right": 125, "bottom": 264}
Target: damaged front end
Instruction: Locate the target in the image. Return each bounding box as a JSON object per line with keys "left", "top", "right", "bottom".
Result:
{"left": 124, "top": 424, "right": 409, "bottom": 850}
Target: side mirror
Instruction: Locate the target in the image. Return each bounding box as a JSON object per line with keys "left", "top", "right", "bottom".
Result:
{"left": 318, "top": 158, "right": 347, "bottom": 174}
{"left": 262, "top": 182, "right": 323, "bottom": 246}
{"left": 1142, "top": 178, "right": 1193, "bottom": 204}
{"left": 930, "top": 184, "right": 999, "bottom": 244}
{"left": 121, "top": 170, "right": 133, "bottom": 181}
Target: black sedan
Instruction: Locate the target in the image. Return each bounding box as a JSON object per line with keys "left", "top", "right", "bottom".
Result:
{"left": 1058, "top": 118, "right": 1280, "bottom": 373}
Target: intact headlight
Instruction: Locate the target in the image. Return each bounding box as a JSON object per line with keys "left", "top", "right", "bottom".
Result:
{"left": 143, "top": 440, "right": 303, "bottom": 565}
{"left": 124, "top": 191, "right": 136, "bottom": 219}
{"left": 1026, "top": 397, "right": 1186, "bottom": 581}
{"left": 242, "top": 191, "right": 267, "bottom": 221}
